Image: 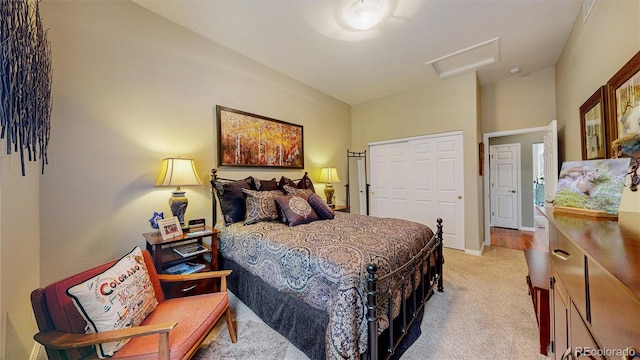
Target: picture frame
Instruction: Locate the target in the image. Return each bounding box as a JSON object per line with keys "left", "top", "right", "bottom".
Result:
{"left": 216, "top": 105, "right": 304, "bottom": 168}
{"left": 606, "top": 50, "right": 640, "bottom": 152}
{"left": 157, "top": 216, "right": 183, "bottom": 241}
{"left": 579, "top": 86, "right": 607, "bottom": 160}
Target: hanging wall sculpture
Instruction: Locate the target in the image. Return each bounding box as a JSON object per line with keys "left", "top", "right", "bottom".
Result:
{"left": 0, "top": 0, "right": 52, "bottom": 175}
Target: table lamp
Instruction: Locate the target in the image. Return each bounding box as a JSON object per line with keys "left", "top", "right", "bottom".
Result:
{"left": 155, "top": 157, "right": 202, "bottom": 227}
{"left": 318, "top": 167, "right": 341, "bottom": 206}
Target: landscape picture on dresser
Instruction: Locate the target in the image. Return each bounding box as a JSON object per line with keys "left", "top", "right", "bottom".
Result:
{"left": 554, "top": 159, "right": 630, "bottom": 215}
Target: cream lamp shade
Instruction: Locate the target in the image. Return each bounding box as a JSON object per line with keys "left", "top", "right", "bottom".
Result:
{"left": 318, "top": 167, "right": 341, "bottom": 206}
{"left": 155, "top": 158, "right": 202, "bottom": 226}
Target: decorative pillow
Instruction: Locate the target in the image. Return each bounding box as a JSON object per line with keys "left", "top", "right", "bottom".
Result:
{"left": 66, "top": 247, "right": 158, "bottom": 358}
{"left": 307, "top": 193, "right": 335, "bottom": 220}
{"left": 297, "top": 173, "right": 316, "bottom": 193}
{"left": 252, "top": 177, "right": 279, "bottom": 191}
{"left": 283, "top": 185, "right": 314, "bottom": 199}
{"left": 243, "top": 189, "right": 284, "bottom": 225}
{"left": 278, "top": 176, "right": 297, "bottom": 191}
{"left": 213, "top": 177, "right": 253, "bottom": 225}
{"left": 275, "top": 195, "right": 319, "bottom": 227}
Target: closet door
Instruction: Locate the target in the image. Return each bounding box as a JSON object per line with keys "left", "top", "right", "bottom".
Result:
{"left": 369, "top": 142, "right": 411, "bottom": 219}
{"left": 370, "top": 133, "right": 464, "bottom": 250}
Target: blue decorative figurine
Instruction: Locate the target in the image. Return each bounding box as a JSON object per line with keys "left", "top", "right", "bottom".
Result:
{"left": 149, "top": 211, "right": 164, "bottom": 229}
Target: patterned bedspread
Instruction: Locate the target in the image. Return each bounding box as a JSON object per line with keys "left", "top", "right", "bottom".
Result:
{"left": 217, "top": 212, "right": 434, "bottom": 360}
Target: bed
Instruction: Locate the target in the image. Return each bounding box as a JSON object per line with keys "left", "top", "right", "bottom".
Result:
{"left": 210, "top": 169, "right": 443, "bottom": 360}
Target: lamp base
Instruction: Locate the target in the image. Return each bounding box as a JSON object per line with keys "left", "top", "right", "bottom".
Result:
{"left": 324, "top": 184, "right": 335, "bottom": 206}
{"left": 169, "top": 190, "right": 188, "bottom": 226}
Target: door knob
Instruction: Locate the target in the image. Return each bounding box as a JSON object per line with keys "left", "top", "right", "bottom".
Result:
{"left": 510, "top": 190, "right": 516, "bottom": 193}
{"left": 458, "top": 196, "right": 462, "bottom": 199}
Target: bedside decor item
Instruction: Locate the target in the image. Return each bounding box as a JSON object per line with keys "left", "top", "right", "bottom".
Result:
{"left": 553, "top": 158, "right": 630, "bottom": 218}
{"left": 148, "top": 211, "right": 164, "bottom": 229}
{"left": 155, "top": 157, "right": 203, "bottom": 226}
{"left": 611, "top": 132, "right": 640, "bottom": 191}
{"left": 318, "top": 167, "right": 341, "bottom": 205}
{"left": 216, "top": 105, "right": 304, "bottom": 168}
{"left": 157, "top": 216, "right": 183, "bottom": 241}
{"left": 0, "top": 0, "right": 52, "bottom": 176}
{"left": 580, "top": 86, "right": 607, "bottom": 160}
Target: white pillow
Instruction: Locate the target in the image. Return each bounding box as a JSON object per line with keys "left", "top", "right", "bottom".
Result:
{"left": 66, "top": 247, "right": 158, "bottom": 358}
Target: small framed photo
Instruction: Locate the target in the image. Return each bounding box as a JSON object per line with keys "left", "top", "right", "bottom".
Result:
{"left": 579, "top": 86, "right": 607, "bottom": 160}
{"left": 606, "top": 50, "right": 640, "bottom": 150}
{"left": 157, "top": 216, "right": 183, "bottom": 241}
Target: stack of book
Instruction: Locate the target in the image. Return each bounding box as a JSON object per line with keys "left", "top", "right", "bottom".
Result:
{"left": 172, "top": 243, "right": 208, "bottom": 257}
{"left": 164, "top": 262, "right": 205, "bottom": 275}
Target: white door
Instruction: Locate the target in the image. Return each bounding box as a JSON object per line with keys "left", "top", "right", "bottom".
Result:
{"left": 369, "top": 142, "right": 410, "bottom": 219}
{"left": 370, "top": 132, "right": 464, "bottom": 250}
{"left": 490, "top": 144, "right": 520, "bottom": 229}
{"left": 544, "top": 120, "right": 558, "bottom": 203}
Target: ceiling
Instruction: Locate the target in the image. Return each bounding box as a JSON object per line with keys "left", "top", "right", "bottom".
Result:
{"left": 134, "top": 0, "right": 583, "bottom": 105}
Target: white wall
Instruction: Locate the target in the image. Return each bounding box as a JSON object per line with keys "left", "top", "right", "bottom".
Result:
{"left": 556, "top": 0, "right": 640, "bottom": 212}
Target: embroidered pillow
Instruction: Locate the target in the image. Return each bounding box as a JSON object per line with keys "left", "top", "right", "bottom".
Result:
{"left": 275, "top": 195, "right": 319, "bottom": 227}
{"left": 243, "top": 189, "right": 284, "bottom": 225}
{"left": 66, "top": 247, "right": 158, "bottom": 358}
{"left": 307, "top": 193, "right": 335, "bottom": 220}
{"left": 283, "top": 185, "right": 314, "bottom": 199}
{"left": 213, "top": 177, "right": 253, "bottom": 225}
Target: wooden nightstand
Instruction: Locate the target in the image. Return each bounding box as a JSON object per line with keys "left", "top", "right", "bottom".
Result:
{"left": 143, "top": 226, "right": 218, "bottom": 296}
{"left": 333, "top": 205, "right": 348, "bottom": 213}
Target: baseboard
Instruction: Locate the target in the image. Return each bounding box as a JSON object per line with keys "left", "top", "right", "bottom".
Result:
{"left": 465, "top": 244, "right": 484, "bottom": 256}
{"left": 520, "top": 226, "right": 535, "bottom": 232}
{"left": 29, "top": 342, "right": 42, "bottom": 360}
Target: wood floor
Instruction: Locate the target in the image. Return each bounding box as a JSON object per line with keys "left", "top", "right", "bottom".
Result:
{"left": 490, "top": 226, "right": 548, "bottom": 252}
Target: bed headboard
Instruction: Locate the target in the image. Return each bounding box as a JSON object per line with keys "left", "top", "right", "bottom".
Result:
{"left": 210, "top": 168, "right": 310, "bottom": 226}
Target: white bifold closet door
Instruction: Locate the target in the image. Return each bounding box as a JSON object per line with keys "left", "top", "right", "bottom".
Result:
{"left": 369, "top": 132, "right": 464, "bottom": 250}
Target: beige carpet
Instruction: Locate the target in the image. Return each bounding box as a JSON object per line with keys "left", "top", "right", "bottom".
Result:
{"left": 194, "top": 246, "right": 549, "bottom": 360}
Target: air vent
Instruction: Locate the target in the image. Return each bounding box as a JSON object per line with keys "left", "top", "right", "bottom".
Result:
{"left": 426, "top": 37, "right": 500, "bottom": 80}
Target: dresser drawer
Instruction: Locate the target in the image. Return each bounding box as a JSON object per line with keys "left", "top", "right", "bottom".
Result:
{"left": 588, "top": 258, "right": 640, "bottom": 353}
{"left": 549, "top": 230, "right": 587, "bottom": 319}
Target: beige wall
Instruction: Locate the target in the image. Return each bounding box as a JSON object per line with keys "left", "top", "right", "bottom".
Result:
{"left": 351, "top": 72, "right": 483, "bottom": 252}
{"left": 0, "top": 153, "right": 40, "bottom": 359}
{"left": 556, "top": 0, "right": 640, "bottom": 212}
{"left": 16, "top": 0, "right": 350, "bottom": 356}
{"left": 481, "top": 68, "right": 556, "bottom": 134}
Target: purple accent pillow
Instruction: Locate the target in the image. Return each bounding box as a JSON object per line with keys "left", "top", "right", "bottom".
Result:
{"left": 275, "top": 196, "right": 319, "bottom": 227}
{"left": 307, "top": 193, "right": 335, "bottom": 220}
{"left": 278, "top": 176, "right": 297, "bottom": 191}
{"left": 297, "top": 174, "right": 316, "bottom": 192}
{"left": 212, "top": 178, "right": 253, "bottom": 225}
{"left": 252, "top": 177, "right": 279, "bottom": 191}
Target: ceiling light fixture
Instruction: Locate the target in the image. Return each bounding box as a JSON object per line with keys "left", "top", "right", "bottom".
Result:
{"left": 347, "top": 0, "right": 384, "bottom": 30}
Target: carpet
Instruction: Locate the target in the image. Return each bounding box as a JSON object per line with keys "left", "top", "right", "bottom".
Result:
{"left": 193, "top": 246, "right": 549, "bottom": 360}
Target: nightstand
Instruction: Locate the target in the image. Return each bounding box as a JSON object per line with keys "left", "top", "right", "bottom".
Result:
{"left": 333, "top": 205, "right": 348, "bottom": 213}
{"left": 143, "top": 226, "right": 218, "bottom": 296}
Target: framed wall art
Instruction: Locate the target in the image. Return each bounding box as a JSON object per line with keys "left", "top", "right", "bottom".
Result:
{"left": 216, "top": 105, "right": 304, "bottom": 169}
{"left": 606, "top": 50, "right": 640, "bottom": 151}
{"left": 579, "top": 86, "right": 607, "bottom": 160}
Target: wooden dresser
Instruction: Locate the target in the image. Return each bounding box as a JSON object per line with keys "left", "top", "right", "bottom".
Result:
{"left": 540, "top": 207, "right": 640, "bottom": 359}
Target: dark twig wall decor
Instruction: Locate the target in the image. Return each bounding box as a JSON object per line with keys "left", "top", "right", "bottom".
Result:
{"left": 0, "top": 0, "right": 52, "bottom": 175}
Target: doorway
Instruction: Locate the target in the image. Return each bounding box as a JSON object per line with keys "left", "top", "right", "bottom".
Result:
{"left": 483, "top": 121, "right": 558, "bottom": 246}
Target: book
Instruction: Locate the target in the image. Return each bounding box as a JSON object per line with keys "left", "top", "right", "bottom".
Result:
{"left": 172, "top": 243, "right": 208, "bottom": 257}
{"left": 164, "top": 262, "right": 205, "bottom": 275}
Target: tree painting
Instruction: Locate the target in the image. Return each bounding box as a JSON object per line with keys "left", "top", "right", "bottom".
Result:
{"left": 217, "top": 106, "right": 304, "bottom": 168}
